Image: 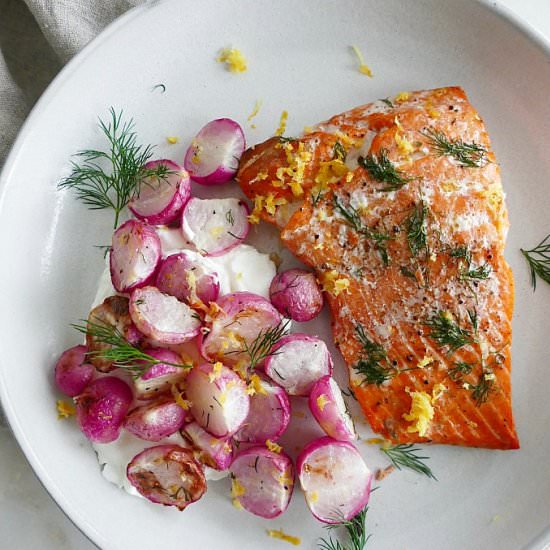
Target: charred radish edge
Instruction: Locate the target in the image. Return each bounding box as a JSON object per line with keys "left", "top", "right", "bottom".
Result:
{"left": 184, "top": 118, "right": 246, "bottom": 185}
{"left": 109, "top": 219, "right": 161, "bottom": 293}
{"left": 128, "top": 159, "right": 191, "bottom": 225}
{"left": 182, "top": 421, "right": 233, "bottom": 470}
{"left": 54, "top": 345, "right": 95, "bottom": 397}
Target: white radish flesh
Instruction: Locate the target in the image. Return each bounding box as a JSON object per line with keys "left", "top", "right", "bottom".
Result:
{"left": 123, "top": 397, "right": 189, "bottom": 441}
{"left": 264, "top": 334, "right": 333, "bottom": 396}
{"left": 184, "top": 118, "right": 245, "bottom": 185}
{"left": 182, "top": 421, "right": 233, "bottom": 470}
{"left": 126, "top": 445, "right": 206, "bottom": 510}
{"left": 181, "top": 197, "right": 249, "bottom": 256}
{"left": 155, "top": 251, "right": 220, "bottom": 305}
{"left": 110, "top": 220, "right": 161, "bottom": 293}
{"left": 54, "top": 344, "right": 94, "bottom": 397}
{"left": 128, "top": 160, "right": 191, "bottom": 225}
{"left": 229, "top": 447, "right": 294, "bottom": 519}
{"left": 269, "top": 268, "right": 324, "bottom": 322}
{"left": 234, "top": 377, "right": 291, "bottom": 444}
{"left": 185, "top": 363, "right": 249, "bottom": 438}
{"left": 75, "top": 377, "right": 133, "bottom": 443}
{"left": 297, "top": 437, "right": 372, "bottom": 523}
{"left": 129, "top": 286, "right": 201, "bottom": 344}
{"left": 200, "top": 292, "right": 282, "bottom": 367}
{"left": 309, "top": 376, "right": 357, "bottom": 442}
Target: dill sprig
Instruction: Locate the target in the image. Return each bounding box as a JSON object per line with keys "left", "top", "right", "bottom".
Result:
{"left": 278, "top": 136, "right": 297, "bottom": 144}
{"left": 406, "top": 201, "right": 429, "bottom": 256}
{"left": 449, "top": 245, "right": 472, "bottom": 264}
{"left": 424, "top": 311, "right": 472, "bottom": 354}
{"left": 459, "top": 263, "right": 492, "bottom": 281}
{"left": 58, "top": 108, "right": 171, "bottom": 228}
{"left": 72, "top": 320, "right": 190, "bottom": 378}
{"left": 422, "top": 128, "right": 488, "bottom": 168}
{"left": 353, "top": 324, "right": 394, "bottom": 385}
{"left": 318, "top": 505, "right": 371, "bottom": 550}
{"left": 380, "top": 97, "right": 394, "bottom": 108}
{"left": 448, "top": 361, "right": 475, "bottom": 381}
{"left": 470, "top": 376, "right": 493, "bottom": 406}
{"left": 358, "top": 149, "right": 413, "bottom": 191}
{"left": 380, "top": 443, "right": 436, "bottom": 480}
{"left": 521, "top": 233, "right": 550, "bottom": 290}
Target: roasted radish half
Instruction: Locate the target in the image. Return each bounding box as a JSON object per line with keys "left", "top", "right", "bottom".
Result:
{"left": 297, "top": 437, "right": 372, "bottom": 523}
{"left": 54, "top": 345, "right": 94, "bottom": 397}
{"left": 110, "top": 219, "right": 161, "bottom": 293}
{"left": 264, "top": 334, "right": 333, "bottom": 396}
{"left": 181, "top": 197, "right": 249, "bottom": 256}
{"left": 229, "top": 447, "right": 294, "bottom": 519}
{"left": 308, "top": 376, "right": 357, "bottom": 442}
{"left": 185, "top": 363, "right": 249, "bottom": 438}
{"left": 127, "top": 445, "right": 206, "bottom": 510}
{"left": 128, "top": 160, "right": 190, "bottom": 225}
{"left": 182, "top": 421, "right": 233, "bottom": 470}
{"left": 129, "top": 286, "right": 201, "bottom": 344}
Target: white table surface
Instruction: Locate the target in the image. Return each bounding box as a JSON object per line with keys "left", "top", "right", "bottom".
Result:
{"left": 1, "top": 1, "right": 548, "bottom": 548}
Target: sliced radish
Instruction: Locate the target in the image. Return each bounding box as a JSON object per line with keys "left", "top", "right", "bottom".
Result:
{"left": 184, "top": 118, "right": 245, "bottom": 185}
{"left": 234, "top": 377, "right": 291, "bottom": 444}
{"left": 127, "top": 445, "right": 206, "bottom": 510}
{"left": 309, "top": 376, "right": 357, "bottom": 442}
{"left": 129, "top": 286, "right": 201, "bottom": 344}
{"left": 185, "top": 363, "right": 249, "bottom": 438}
{"left": 200, "top": 292, "right": 282, "bottom": 367}
{"left": 123, "top": 397, "right": 189, "bottom": 441}
{"left": 269, "top": 268, "right": 324, "bottom": 322}
{"left": 75, "top": 377, "right": 133, "bottom": 443}
{"left": 155, "top": 250, "right": 220, "bottom": 305}
{"left": 110, "top": 219, "right": 161, "bottom": 293}
{"left": 134, "top": 347, "right": 187, "bottom": 400}
{"left": 128, "top": 159, "right": 191, "bottom": 225}
{"left": 54, "top": 344, "right": 94, "bottom": 397}
{"left": 182, "top": 421, "right": 233, "bottom": 470}
{"left": 264, "top": 334, "right": 333, "bottom": 396}
{"left": 229, "top": 447, "right": 294, "bottom": 519}
{"left": 297, "top": 437, "right": 372, "bottom": 523}
{"left": 181, "top": 197, "right": 249, "bottom": 256}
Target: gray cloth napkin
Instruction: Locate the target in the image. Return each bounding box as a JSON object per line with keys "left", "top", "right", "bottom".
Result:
{"left": 0, "top": 0, "right": 144, "bottom": 167}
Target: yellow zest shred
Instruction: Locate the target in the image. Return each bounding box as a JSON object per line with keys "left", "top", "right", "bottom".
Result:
{"left": 277, "top": 470, "right": 294, "bottom": 487}
{"left": 275, "top": 110, "right": 289, "bottom": 137}
{"left": 320, "top": 270, "right": 350, "bottom": 296}
{"left": 425, "top": 100, "right": 441, "bottom": 119}
{"left": 394, "top": 91, "right": 410, "bottom": 103}
{"left": 247, "top": 373, "right": 267, "bottom": 396}
{"left": 316, "top": 394, "right": 330, "bottom": 412}
{"left": 265, "top": 193, "right": 288, "bottom": 215}
{"left": 432, "top": 383, "right": 447, "bottom": 402}
{"left": 365, "top": 437, "right": 385, "bottom": 445}
{"left": 345, "top": 171, "right": 354, "bottom": 183}
{"left": 417, "top": 355, "right": 435, "bottom": 369}
{"left": 166, "top": 136, "right": 179, "bottom": 144}
{"left": 441, "top": 180, "right": 460, "bottom": 193}
{"left": 217, "top": 47, "right": 247, "bottom": 73}
{"left": 315, "top": 159, "right": 349, "bottom": 188}
{"left": 232, "top": 498, "right": 244, "bottom": 511}
{"left": 403, "top": 391, "right": 434, "bottom": 437}
{"left": 350, "top": 45, "right": 373, "bottom": 77}
{"left": 266, "top": 529, "right": 301, "bottom": 546}
{"left": 248, "top": 99, "right": 262, "bottom": 124}
{"left": 395, "top": 131, "right": 414, "bottom": 157}
{"left": 231, "top": 477, "right": 246, "bottom": 498}
{"left": 56, "top": 400, "right": 75, "bottom": 419}
{"left": 266, "top": 439, "right": 283, "bottom": 453}
{"left": 209, "top": 361, "right": 224, "bottom": 383}
{"left": 171, "top": 384, "right": 192, "bottom": 410}
{"left": 233, "top": 360, "right": 248, "bottom": 380}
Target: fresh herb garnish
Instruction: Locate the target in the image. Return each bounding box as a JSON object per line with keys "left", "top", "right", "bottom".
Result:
{"left": 400, "top": 266, "right": 417, "bottom": 279}
{"left": 521, "top": 233, "right": 550, "bottom": 290}
{"left": 358, "top": 149, "right": 413, "bottom": 191}
{"left": 449, "top": 245, "right": 472, "bottom": 264}
{"left": 380, "top": 443, "right": 436, "bottom": 480}
{"left": 448, "top": 361, "right": 475, "bottom": 381}
{"left": 72, "top": 320, "right": 190, "bottom": 378}
{"left": 469, "top": 376, "right": 494, "bottom": 406}
{"left": 94, "top": 244, "right": 111, "bottom": 258}
{"left": 278, "top": 136, "right": 297, "bottom": 144}
{"left": 459, "top": 263, "right": 492, "bottom": 281}
{"left": 424, "top": 311, "right": 472, "bottom": 354}
{"left": 380, "top": 98, "right": 394, "bottom": 108}
{"left": 225, "top": 209, "right": 235, "bottom": 226}
{"left": 58, "top": 108, "right": 173, "bottom": 228}
{"left": 406, "top": 201, "right": 429, "bottom": 256}
{"left": 333, "top": 141, "right": 347, "bottom": 161}
{"left": 353, "top": 324, "right": 394, "bottom": 385}
{"left": 318, "top": 505, "right": 371, "bottom": 550}
{"left": 422, "top": 128, "right": 488, "bottom": 168}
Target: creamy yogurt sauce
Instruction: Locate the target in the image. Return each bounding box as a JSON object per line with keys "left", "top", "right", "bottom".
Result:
{"left": 91, "top": 225, "right": 277, "bottom": 495}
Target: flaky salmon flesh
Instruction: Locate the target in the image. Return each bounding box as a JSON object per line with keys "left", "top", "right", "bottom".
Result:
{"left": 237, "top": 87, "right": 518, "bottom": 449}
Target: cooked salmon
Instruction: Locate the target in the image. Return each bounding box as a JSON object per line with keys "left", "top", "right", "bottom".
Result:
{"left": 237, "top": 87, "right": 518, "bottom": 449}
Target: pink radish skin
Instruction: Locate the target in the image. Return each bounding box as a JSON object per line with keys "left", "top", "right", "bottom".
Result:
{"left": 75, "top": 377, "right": 133, "bottom": 443}
{"left": 134, "top": 348, "right": 187, "bottom": 400}
{"left": 124, "top": 397, "right": 190, "bottom": 441}
{"left": 297, "top": 437, "right": 372, "bottom": 523}
{"left": 264, "top": 334, "right": 333, "bottom": 396}
{"left": 234, "top": 377, "right": 291, "bottom": 444}
{"left": 110, "top": 220, "right": 162, "bottom": 293}
{"left": 181, "top": 197, "right": 249, "bottom": 257}
{"left": 155, "top": 251, "right": 220, "bottom": 305}
{"left": 229, "top": 447, "right": 294, "bottom": 519}
{"left": 309, "top": 376, "right": 357, "bottom": 442}
{"left": 269, "top": 268, "right": 324, "bottom": 322}
{"left": 200, "top": 292, "right": 282, "bottom": 367}
{"left": 129, "top": 286, "right": 201, "bottom": 344}
{"left": 127, "top": 445, "right": 206, "bottom": 510}
{"left": 184, "top": 118, "right": 245, "bottom": 185}
{"left": 186, "top": 363, "right": 249, "bottom": 438}
{"left": 182, "top": 421, "right": 233, "bottom": 470}
{"left": 128, "top": 160, "right": 191, "bottom": 225}
{"left": 54, "top": 345, "right": 94, "bottom": 397}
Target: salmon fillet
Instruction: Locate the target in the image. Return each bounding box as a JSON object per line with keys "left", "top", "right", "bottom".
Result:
{"left": 237, "top": 87, "right": 518, "bottom": 449}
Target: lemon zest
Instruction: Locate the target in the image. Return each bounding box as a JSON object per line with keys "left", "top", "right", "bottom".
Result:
{"left": 56, "top": 400, "right": 75, "bottom": 419}
{"left": 275, "top": 110, "right": 289, "bottom": 137}
{"left": 208, "top": 361, "right": 224, "bottom": 383}
{"left": 320, "top": 270, "right": 350, "bottom": 296}
{"left": 166, "top": 136, "right": 179, "bottom": 144}
{"left": 248, "top": 100, "right": 262, "bottom": 123}
{"left": 266, "top": 529, "right": 301, "bottom": 546}
{"left": 394, "top": 91, "right": 410, "bottom": 103}
{"left": 217, "top": 47, "right": 247, "bottom": 73}
{"left": 266, "top": 439, "right": 282, "bottom": 453}
{"left": 316, "top": 394, "right": 330, "bottom": 412}
{"left": 350, "top": 45, "right": 373, "bottom": 77}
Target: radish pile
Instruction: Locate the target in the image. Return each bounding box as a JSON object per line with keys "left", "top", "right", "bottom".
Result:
{"left": 54, "top": 117, "right": 373, "bottom": 521}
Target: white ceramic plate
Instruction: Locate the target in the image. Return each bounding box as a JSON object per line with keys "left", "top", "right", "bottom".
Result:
{"left": 1, "top": 1, "right": 550, "bottom": 548}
